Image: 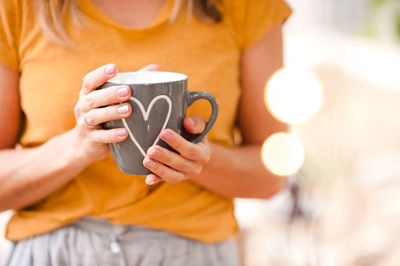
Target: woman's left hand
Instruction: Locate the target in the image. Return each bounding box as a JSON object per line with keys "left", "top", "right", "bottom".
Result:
{"left": 143, "top": 115, "right": 211, "bottom": 185}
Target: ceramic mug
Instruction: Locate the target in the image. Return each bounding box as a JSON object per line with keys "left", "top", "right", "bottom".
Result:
{"left": 101, "top": 71, "right": 219, "bottom": 175}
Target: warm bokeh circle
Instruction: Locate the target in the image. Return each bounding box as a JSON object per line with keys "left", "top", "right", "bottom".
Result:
{"left": 265, "top": 68, "right": 323, "bottom": 124}
{"left": 261, "top": 132, "right": 305, "bottom": 176}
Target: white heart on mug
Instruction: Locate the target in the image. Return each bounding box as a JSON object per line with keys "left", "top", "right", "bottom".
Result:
{"left": 122, "top": 95, "right": 172, "bottom": 157}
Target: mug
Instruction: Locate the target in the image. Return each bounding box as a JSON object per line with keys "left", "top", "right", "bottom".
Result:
{"left": 101, "top": 71, "right": 219, "bottom": 175}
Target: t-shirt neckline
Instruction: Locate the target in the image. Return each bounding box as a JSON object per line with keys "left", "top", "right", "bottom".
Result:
{"left": 78, "top": 0, "right": 174, "bottom": 31}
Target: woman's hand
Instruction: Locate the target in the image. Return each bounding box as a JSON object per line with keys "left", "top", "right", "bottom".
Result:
{"left": 72, "top": 63, "right": 160, "bottom": 164}
{"left": 143, "top": 115, "right": 211, "bottom": 185}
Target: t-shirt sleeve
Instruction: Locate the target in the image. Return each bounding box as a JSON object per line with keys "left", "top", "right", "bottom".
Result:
{"left": 0, "top": 0, "right": 20, "bottom": 70}
{"left": 224, "top": 0, "right": 292, "bottom": 51}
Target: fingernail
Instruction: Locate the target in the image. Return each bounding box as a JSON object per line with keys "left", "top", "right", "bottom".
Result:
{"left": 117, "top": 87, "right": 129, "bottom": 97}
{"left": 145, "top": 175, "right": 154, "bottom": 185}
{"left": 117, "top": 129, "right": 127, "bottom": 136}
{"left": 144, "top": 157, "right": 157, "bottom": 169}
{"left": 117, "top": 105, "right": 129, "bottom": 114}
{"left": 104, "top": 64, "right": 116, "bottom": 75}
{"left": 149, "top": 148, "right": 161, "bottom": 159}
{"left": 188, "top": 118, "right": 195, "bottom": 128}
{"left": 161, "top": 130, "right": 173, "bottom": 141}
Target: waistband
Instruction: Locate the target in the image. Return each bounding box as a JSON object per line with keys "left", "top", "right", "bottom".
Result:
{"left": 72, "top": 216, "right": 180, "bottom": 241}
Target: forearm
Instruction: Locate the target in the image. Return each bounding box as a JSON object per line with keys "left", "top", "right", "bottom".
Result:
{"left": 190, "top": 143, "right": 287, "bottom": 199}
{"left": 0, "top": 130, "right": 90, "bottom": 211}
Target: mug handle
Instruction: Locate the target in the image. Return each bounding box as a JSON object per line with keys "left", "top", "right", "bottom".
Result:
{"left": 186, "top": 91, "right": 219, "bottom": 143}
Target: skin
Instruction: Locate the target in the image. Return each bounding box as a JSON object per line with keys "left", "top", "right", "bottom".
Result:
{"left": 0, "top": 0, "right": 287, "bottom": 211}
{"left": 91, "top": 0, "right": 167, "bottom": 28}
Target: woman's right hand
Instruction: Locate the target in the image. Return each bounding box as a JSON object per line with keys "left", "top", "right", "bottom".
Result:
{"left": 71, "top": 63, "right": 160, "bottom": 164}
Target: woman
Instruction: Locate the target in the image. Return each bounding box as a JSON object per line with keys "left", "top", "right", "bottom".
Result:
{"left": 0, "top": 0, "right": 291, "bottom": 265}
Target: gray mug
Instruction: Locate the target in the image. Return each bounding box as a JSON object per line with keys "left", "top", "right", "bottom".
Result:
{"left": 101, "top": 71, "right": 219, "bottom": 175}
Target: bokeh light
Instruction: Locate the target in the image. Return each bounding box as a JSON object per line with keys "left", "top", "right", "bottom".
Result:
{"left": 261, "top": 132, "right": 305, "bottom": 176}
{"left": 265, "top": 68, "right": 323, "bottom": 124}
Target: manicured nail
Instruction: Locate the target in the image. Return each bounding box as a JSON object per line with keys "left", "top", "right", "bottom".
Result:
{"left": 161, "top": 130, "right": 173, "bottom": 141}
{"left": 144, "top": 175, "right": 151, "bottom": 185}
{"left": 117, "top": 105, "right": 129, "bottom": 114}
{"left": 117, "top": 129, "right": 127, "bottom": 136}
{"left": 145, "top": 175, "right": 153, "bottom": 185}
{"left": 188, "top": 118, "right": 195, "bottom": 128}
{"left": 144, "top": 157, "right": 157, "bottom": 169}
{"left": 149, "top": 148, "right": 161, "bottom": 159}
{"left": 117, "top": 87, "right": 129, "bottom": 97}
{"left": 104, "top": 64, "right": 116, "bottom": 75}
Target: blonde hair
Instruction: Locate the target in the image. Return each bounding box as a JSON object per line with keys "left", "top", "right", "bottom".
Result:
{"left": 37, "top": 0, "right": 222, "bottom": 45}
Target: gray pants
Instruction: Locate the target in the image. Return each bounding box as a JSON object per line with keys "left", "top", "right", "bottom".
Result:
{"left": 1, "top": 217, "right": 240, "bottom": 266}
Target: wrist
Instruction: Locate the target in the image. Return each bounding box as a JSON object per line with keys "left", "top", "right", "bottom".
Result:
{"left": 51, "top": 128, "right": 92, "bottom": 172}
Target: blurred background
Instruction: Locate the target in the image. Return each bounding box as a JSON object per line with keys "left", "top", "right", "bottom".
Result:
{"left": 236, "top": 0, "right": 400, "bottom": 265}
{"left": 1, "top": 0, "right": 400, "bottom": 265}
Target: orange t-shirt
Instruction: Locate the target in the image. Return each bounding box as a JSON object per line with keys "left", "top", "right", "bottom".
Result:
{"left": 0, "top": 0, "right": 291, "bottom": 242}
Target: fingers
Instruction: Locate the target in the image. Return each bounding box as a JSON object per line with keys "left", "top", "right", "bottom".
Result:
{"left": 138, "top": 64, "right": 161, "bottom": 72}
{"left": 159, "top": 129, "right": 210, "bottom": 163}
{"left": 143, "top": 128, "right": 211, "bottom": 185}
{"left": 81, "top": 64, "right": 118, "bottom": 95}
{"left": 183, "top": 115, "right": 206, "bottom": 134}
{"left": 90, "top": 128, "right": 128, "bottom": 143}
{"left": 84, "top": 103, "right": 131, "bottom": 127}
{"left": 72, "top": 63, "right": 164, "bottom": 163}
{"left": 143, "top": 157, "right": 185, "bottom": 183}
{"left": 147, "top": 145, "right": 201, "bottom": 175}
{"left": 79, "top": 85, "right": 131, "bottom": 113}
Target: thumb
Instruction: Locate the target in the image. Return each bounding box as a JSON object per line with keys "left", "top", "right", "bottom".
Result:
{"left": 183, "top": 115, "right": 206, "bottom": 134}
